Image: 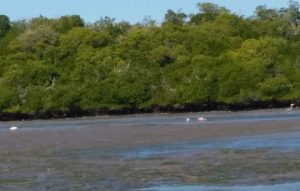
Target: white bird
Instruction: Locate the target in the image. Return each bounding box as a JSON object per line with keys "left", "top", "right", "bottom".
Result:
{"left": 197, "top": 117, "right": 207, "bottom": 121}
{"left": 287, "top": 103, "right": 295, "bottom": 112}
{"left": 9, "top": 126, "right": 18, "bottom": 131}
{"left": 186, "top": 118, "right": 190, "bottom": 122}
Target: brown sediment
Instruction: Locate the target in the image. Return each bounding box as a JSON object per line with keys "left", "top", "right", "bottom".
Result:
{"left": 0, "top": 118, "right": 300, "bottom": 152}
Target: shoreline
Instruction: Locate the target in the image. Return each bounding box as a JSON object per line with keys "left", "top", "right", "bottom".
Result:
{"left": 0, "top": 99, "right": 297, "bottom": 121}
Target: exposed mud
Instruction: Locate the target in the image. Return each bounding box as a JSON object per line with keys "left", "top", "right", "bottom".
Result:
{"left": 1, "top": 110, "right": 300, "bottom": 190}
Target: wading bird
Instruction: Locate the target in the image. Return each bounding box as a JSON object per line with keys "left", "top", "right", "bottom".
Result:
{"left": 287, "top": 103, "right": 295, "bottom": 112}
{"left": 9, "top": 126, "right": 18, "bottom": 131}
{"left": 197, "top": 117, "right": 207, "bottom": 121}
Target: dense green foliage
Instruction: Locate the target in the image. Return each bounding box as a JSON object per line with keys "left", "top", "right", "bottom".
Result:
{"left": 1, "top": 2, "right": 300, "bottom": 115}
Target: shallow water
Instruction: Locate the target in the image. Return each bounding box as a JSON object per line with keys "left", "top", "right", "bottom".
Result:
{"left": 56, "top": 130, "right": 300, "bottom": 161}
{"left": 134, "top": 182, "right": 300, "bottom": 191}
{"left": 120, "top": 131, "right": 300, "bottom": 159}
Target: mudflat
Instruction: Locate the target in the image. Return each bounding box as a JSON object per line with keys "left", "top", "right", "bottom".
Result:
{"left": 1, "top": 111, "right": 300, "bottom": 190}
{"left": 0, "top": 118, "right": 300, "bottom": 151}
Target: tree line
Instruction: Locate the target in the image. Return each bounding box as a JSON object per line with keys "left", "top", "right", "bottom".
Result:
{"left": 1, "top": 2, "right": 300, "bottom": 118}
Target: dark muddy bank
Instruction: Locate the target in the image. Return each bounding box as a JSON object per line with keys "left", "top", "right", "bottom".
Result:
{"left": 0, "top": 99, "right": 297, "bottom": 121}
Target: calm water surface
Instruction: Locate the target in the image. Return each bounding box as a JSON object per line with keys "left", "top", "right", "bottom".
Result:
{"left": 134, "top": 182, "right": 300, "bottom": 191}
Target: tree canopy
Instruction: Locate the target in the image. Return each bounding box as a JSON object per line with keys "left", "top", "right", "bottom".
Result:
{"left": 1, "top": 2, "right": 300, "bottom": 117}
